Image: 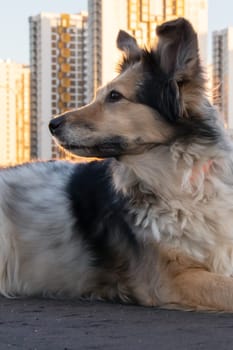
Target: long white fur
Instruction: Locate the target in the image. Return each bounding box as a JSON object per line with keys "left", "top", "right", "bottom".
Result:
{"left": 0, "top": 162, "right": 95, "bottom": 297}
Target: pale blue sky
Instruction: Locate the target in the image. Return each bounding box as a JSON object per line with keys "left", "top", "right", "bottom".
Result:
{"left": 0, "top": 0, "right": 232, "bottom": 63}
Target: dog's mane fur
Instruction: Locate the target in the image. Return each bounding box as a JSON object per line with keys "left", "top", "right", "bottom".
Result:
{"left": 111, "top": 128, "right": 233, "bottom": 276}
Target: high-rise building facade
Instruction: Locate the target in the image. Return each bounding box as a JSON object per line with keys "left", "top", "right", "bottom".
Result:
{"left": 87, "top": 0, "right": 208, "bottom": 101}
{"left": 212, "top": 28, "right": 233, "bottom": 128}
{"left": 29, "top": 12, "right": 88, "bottom": 160}
{"left": 0, "top": 60, "right": 30, "bottom": 166}
{"left": 207, "top": 64, "right": 213, "bottom": 103}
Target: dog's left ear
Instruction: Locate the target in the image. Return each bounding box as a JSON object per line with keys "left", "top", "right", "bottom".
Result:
{"left": 116, "top": 30, "right": 141, "bottom": 72}
{"left": 117, "top": 30, "right": 140, "bottom": 57}
{"left": 156, "top": 17, "right": 200, "bottom": 81}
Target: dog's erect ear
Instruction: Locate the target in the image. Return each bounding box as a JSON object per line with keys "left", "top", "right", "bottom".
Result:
{"left": 116, "top": 30, "right": 141, "bottom": 72}
{"left": 117, "top": 30, "right": 140, "bottom": 56}
{"left": 156, "top": 18, "right": 200, "bottom": 81}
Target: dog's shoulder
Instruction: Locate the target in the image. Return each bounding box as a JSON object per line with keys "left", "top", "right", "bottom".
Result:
{"left": 66, "top": 159, "right": 139, "bottom": 266}
{"left": 67, "top": 159, "right": 126, "bottom": 221}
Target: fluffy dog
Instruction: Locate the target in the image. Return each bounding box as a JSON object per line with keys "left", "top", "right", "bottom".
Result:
{"left": 1, "top": 18, "right": 233, "bottom": 311}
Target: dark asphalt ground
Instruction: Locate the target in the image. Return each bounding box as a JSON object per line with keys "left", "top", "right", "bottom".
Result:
{"left": 0, "top": 298, "right": 233, "bottom": 350}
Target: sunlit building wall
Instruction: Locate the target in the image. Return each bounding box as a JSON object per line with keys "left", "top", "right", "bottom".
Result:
{"left": 29, "top": 12, "right": 88, "bottom": 160}
{"left": 212, "top": 28, "right": 233, "bottom": 128}
{"left": 182, "top": 0, "right": 208, "bottom": 66}
{"left": 87, "top": 0, "right": 126, "bottom": 101}
{"left": 0, "top": 60, "right": 30, "bottom": 166}
{"left": 87, "top": 0, "right": 208, "bottom": 101}
{"left": 207, "top": 63, "right": 213, "bottom": 103}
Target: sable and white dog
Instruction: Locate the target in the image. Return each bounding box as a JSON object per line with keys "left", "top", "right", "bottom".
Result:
{"left": 1, "top": 18, "right": 233, "bottom": 311}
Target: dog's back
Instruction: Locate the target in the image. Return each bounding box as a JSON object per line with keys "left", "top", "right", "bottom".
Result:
{"left": 0, "top": 161, "right": 90, "bottom": 297}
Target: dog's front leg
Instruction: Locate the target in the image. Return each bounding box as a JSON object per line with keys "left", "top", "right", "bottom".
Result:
{"left": 156, "top": 247, "right": 233, "bottom": 312}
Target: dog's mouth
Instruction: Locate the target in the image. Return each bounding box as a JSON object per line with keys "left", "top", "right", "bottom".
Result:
{"left": 57, "top": 136, "right": 160, "bottom": 158}
{"left": 61, "top": 142, "right": 127, "bottom": 157}
{"left": 56, "top": 135, "right": 130, "bottom": 157}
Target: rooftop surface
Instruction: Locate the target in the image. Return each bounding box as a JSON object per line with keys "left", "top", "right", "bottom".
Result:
{"left": 1, "top": 297, "right": 232, "bottom": 350}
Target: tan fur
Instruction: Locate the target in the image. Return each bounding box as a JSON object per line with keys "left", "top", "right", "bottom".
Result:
{"left": 149, "top": 247, "right": 233, "bottom": 311}
{"left": 90, "top": 241, "right": 233, "bottom": 312}
{"left": 56, "top": 65, "right": 174, "bottom": 157}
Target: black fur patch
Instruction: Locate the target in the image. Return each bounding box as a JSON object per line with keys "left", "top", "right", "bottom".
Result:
{"left": 135, "top": 50, "right": 181, "bottom": 123}
{"left": 66, "top": 160, "right": 139, "bottom": 269}
{"left": 133, "top": 51, "right": 220, "bottom": 143}
{"left": 174, "top": 117, "right": 221, "bottom": 144}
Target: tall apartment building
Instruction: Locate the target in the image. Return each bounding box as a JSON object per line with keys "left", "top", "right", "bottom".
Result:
{"left": 87, "top": 0, "right": 208, "bottom": 101}
{"left": 207, "top": 64, "right": 213, "bottom": 103}
{"left": 212, "top": 28, "right": 233, "bottom": 128}
{"left": 29, "top": 12, "right": 88, "bottom": 160}
{"left": 0, "top": 60, "right": 30, "bottom": 166}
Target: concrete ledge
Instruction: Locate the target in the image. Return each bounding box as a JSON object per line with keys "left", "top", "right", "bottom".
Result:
{"left": 0, "top": 297, "right": 232, "bottom": 349}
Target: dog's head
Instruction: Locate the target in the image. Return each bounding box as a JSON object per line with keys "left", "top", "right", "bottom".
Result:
{"left": 49, "top": 18, "right": 216, "bottom": 158}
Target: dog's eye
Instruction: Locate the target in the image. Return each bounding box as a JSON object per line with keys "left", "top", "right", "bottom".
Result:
{"left": 107, "top": 90, "right": 123, "bottom": 103}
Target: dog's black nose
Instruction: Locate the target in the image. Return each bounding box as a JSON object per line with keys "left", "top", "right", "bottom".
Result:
{"left": 49, "top": 116, "right": 65, "bottom": 135}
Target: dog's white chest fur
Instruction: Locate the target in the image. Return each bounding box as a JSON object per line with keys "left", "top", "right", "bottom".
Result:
{"left": 133, "top": 193, "right": 233, "bottom": 276}
{"left": 113, "top": 148, "right": 233, "bottom": 277}
{"left": 138, "top": 173, "right": 233, "bottom": 277}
